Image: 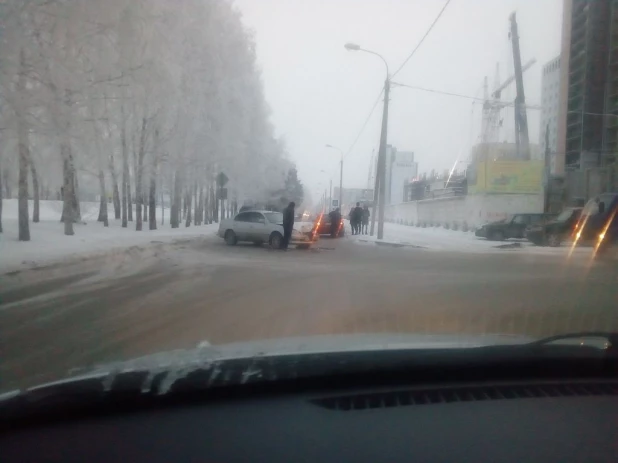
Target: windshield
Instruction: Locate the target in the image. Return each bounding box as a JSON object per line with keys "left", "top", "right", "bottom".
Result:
{"left": 1, "top": 0, "right": 617, "bottom": 395}
{"left": 264, "top": 212, "right": 284, "bottom": 224}
{"left": 555, "top": 209, "right": 573, "bottom": 222}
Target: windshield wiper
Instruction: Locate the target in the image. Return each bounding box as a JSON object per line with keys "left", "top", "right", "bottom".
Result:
{"left": 528, "top": 332, "right": 618, "bottom": 351}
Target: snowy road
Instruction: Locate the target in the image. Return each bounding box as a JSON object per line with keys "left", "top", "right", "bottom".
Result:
{"left": 1, "top": 232, "right": 618, "bottom": 392}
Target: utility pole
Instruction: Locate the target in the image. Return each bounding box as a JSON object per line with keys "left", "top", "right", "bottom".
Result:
{"left": 339, "top": 155, "right": 343, "bottom": 211}
{"left": 329, "top": 179, "right": 332, "bottom": 211}
{"left": 370, "top": 78, "right": 390, "bottom": 238}
{"left": 509, "top": 12, "right": 530, "bottom": 160}
{"left": 544, "top": 123, "right": 551, "bottom": 213}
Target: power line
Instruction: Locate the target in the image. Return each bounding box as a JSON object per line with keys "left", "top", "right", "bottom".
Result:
{"left": 392, "top": 0, "right": 453, "bottom": 78}
{"left": 342, "top": 88, "right": 384, "bottom": 163}
{"left": 391, "top": 81, "right": 486, "bottom": 102}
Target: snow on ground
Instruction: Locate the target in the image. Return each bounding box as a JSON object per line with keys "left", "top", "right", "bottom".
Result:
{"left": 352, "top": 222, "right": 595, "bottom": 257}
{"left": 1, "top": 199, "right": 219, "bottom": 274}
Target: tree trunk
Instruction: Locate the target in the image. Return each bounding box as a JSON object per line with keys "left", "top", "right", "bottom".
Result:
{"left": 171, "top": 169, "right": 181, "bottom": 228}
{"left": 127, "top": 175, "right": 133, "bottom": 222}
{"left": 212, "top": 185, "right": 218, "bottom": 223}
{"left": 0, "top": 159, "right": 3, "bottom": 233}
{"left": 60, "top": 151, "right": 75, "bottom": 236}
{"left": 161, "top": 191, "right": 165, "bottom": 226}
{"left": 2, "top": 169, "right": 10, "bottom": 199}
{"left": 109, "top": 152, "right": 121, "bottom": 219}
{"left": 73, "top": 170, "right": 81, "bottom": 221}
{"left": 17, "top": 120, "right": 30, "bottom": 241}
{"left": 30, "top": 157, "right": 39, "bottom": 223}
{"left": 193, "top": 183, "right": 199, "bottom": 226}
{"left": 121, "top": 111, "right": 128, "bottom": 228}
{"left": 149, "top": 146, "right": 158, "bottom": 230}
{"left": 185, "top": 189, "right": 192, "bottom": 227}
{"left": 135, "top": 118, "right": 146, "bottom": 232}
{"left": 98, "top": 169, "right": 109, "bottom": 227}
{"left": 197, "top": 185, "right": 204, "bottom": 226}
{"left": 149, "top": 174, "right": 157, "bottom": 230}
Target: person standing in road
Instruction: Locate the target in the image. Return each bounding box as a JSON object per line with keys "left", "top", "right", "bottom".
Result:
{"left": 361, "top": 204, "right": 370, "bottom": 235}
{"left": 329, "top": 208, "right": 341, "bottom": 238}
{"left": 282, "top": 201, "right": 295, "bottom": 250}
{"left": 348, "top": 207, "right": 356, "bottom": 235}
{"left": 352, "top": 202, "right": 363, "bottom": 235}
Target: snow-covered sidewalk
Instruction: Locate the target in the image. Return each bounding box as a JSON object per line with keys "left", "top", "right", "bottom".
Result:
{"left": 0, "top": 200, "right": 219, "bottom": 274}
{"left": 351, "top": 222, "right": 594, "bottom": 256}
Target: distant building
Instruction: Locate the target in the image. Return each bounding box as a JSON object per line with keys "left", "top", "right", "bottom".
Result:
{"left": 558, "top": 0, "right": 618, "bottom": 172}
{"left": 539, "top": 55, "right": 561, "bottom": 174}
{"left": 385, "top": 146, "right": 418, "bottom": 205}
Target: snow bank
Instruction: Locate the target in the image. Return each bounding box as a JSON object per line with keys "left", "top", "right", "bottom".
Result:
{"left": 353, "top": 222, "right": 594, "bottom": 257}
{"left": 0, "top": 199, "right": 219, "bottom": 274}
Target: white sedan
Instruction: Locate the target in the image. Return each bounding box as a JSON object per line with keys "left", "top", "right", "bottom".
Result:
{"left": 218, "top": 210, "right": 317, "bottom": 249}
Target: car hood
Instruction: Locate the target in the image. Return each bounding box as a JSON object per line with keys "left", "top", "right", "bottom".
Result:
{"left": 3, "top": 333, "right": 533, "bottom": 396}
{"left": 483, "top": 219, "right": 507, "bottom": 227}
{"left": 294, "top": 221, "right": 314, "bottom": 233}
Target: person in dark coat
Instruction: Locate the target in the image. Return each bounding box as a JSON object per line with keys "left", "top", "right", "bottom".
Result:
{"left": 361, "top": 204, "right": 370, "bottom": 235}
{"left": 348, "top": 207, "right": 356, "bottom": 235}
{"left": 282, "top": 201, "right": 295, "bottom": 250}
{"left": 352, "top": 202, "right": 363, "bottom": 235}
{"left": 329, "top": 208, "right": 341, "bottom": 237}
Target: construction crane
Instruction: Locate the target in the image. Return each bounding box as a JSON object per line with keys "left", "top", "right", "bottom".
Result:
{"left": 509, "top": 12, "right": 531, "bottom": 160}
{"left": 481, "top": 58, "right": 536, "bottom": 145}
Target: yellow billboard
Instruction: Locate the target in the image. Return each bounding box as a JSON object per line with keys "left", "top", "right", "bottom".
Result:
{"left": 468, "top": 160, "right": 543, "bottom": 194}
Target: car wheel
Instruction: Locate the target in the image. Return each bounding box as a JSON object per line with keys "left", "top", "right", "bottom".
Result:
{"left": 547, "top": 233, "right": 561, "bottom": 247}
{"left": 490, "top": 230, "right": 504, "bottom": 241}
{"left": 224, "top": 230, "right": 237, "bottom": 245}
{"left": 269, "top": 232, "right": 283, "bottom": 249}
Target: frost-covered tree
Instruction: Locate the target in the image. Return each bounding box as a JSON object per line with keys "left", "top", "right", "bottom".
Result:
{"left": 0, "top": 0, "right": 295, "bottom": 241}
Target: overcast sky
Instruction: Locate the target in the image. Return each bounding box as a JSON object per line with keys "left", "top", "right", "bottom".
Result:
{"left": 234, "top": 0, "right": 563, "bottom": 202}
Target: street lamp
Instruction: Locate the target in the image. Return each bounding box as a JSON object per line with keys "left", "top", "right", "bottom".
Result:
{"left": 344, "top": 42, "right": 390, "bottom": 239}
{"left": 325, "top": 144, "right": 343, "bottom": 212}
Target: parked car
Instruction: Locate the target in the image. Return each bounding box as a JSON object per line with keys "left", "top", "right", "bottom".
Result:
{"left": 572, "top": 192, "right": 618, "bottom": 254}
{"left": 475, "top": 213, "right": 556, "bottom": 241}
{"left": 312, "top": 212, "right": 345, "bottom": 237}
{"left": 218, "top": 210, "right": 316, "bottom": 249}
{"left": 525, "top": 207, "right": 582, "bottom": 247}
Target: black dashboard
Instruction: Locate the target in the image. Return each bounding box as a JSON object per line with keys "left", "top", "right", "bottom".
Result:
{"left": 2, "top": 379, "right": 618, "bottom": 462}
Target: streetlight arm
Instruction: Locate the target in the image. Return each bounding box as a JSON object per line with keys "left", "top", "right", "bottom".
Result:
{"left": 359, "top": 48, "right": 390, "bottom": 78}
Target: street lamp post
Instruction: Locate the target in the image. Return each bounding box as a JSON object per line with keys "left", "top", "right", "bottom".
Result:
{"left": 344, "top": 43, "right": 390, "bottom": 239}
{"left": 325, "top": 144, "right": 344, "bottom": 212}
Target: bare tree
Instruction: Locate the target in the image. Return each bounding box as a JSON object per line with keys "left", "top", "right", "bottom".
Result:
{"left": 17, "top": 50, "right": 30, "bottom": 241}
{"left": 29, "top": 156, "right": 40, "bottom": 223}
{"left": 135, "top": 117, "right": 146, "bottom": 231}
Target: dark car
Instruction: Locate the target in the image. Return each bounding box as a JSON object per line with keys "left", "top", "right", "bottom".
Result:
{"left": 573, "top": 192, "right": 618, "bottom": 253}
{"left": 313, "top": 212, "right": 345, "bottom": 237}
{"left": 525, "top": 207, "right": 583, "bottom": 247}
{"left": 475, "top": 213, "right": 556, "bottom": 241}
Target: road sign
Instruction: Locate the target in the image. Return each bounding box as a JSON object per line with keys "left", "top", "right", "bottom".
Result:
{"left": 332, "top": 199, "right": 339, "bottom": 207}
{"left": 217, "top": 187, "right": 228, "bottom": 200}
{"left": 216, "top": 172, "right": 229, "bottom": 187}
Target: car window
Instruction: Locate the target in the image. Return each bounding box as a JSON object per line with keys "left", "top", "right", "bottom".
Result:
{"left": 246, "top": 212, "right": 265, "bottom": 223}
{"left": 582, "top": 198, "right": 601, "bottom": 217}
{"left": 528, "top": 215, "right": 543, "bottom": 225}
{"left": 235, "top": 212, "right": 252, "bottom": 222}
{"left": 512, "top": 215, "right": 527, "bottom": 225}
{"left": 555, "top": 209, "right": 573, "bottom": 222}
{"left": 598, "top": 193, "right": 618, "bottom": 214}
{"left": 264, "top": 212, "right": 284, "bottom": 224}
